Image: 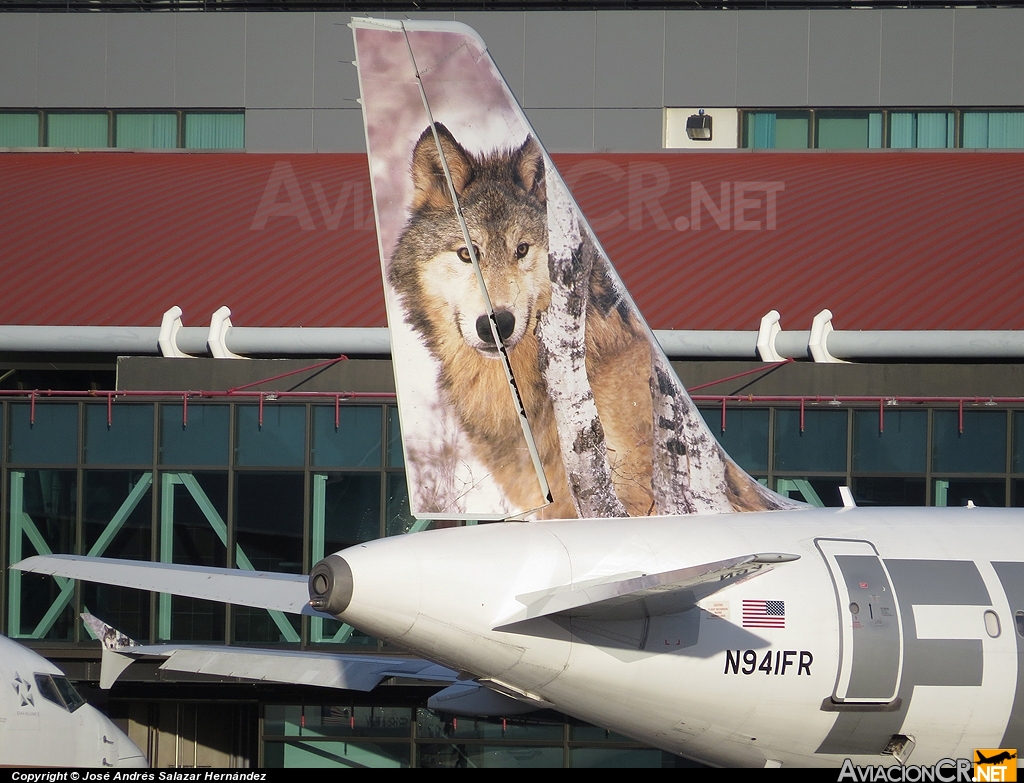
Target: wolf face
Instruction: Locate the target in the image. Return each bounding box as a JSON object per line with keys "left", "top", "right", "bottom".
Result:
{"left": 389, "top": 124, "right": 657, "bottom": 519}
{"left": 389, "top": 125, "right": 549, "bottom": 358}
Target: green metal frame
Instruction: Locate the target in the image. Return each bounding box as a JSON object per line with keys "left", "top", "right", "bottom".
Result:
{"left": 8, "top": 470, "right": 152, "bottom": 639}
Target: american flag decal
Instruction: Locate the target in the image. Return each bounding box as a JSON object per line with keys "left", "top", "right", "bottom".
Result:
{"left": 742, "top": 600, "right": 785, "bottom": 628}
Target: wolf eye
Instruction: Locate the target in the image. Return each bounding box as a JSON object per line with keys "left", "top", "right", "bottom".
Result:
{"left": 515, "top": 242, "right": 530, "bottom": 259}
{"left": 457, "top": 245, "right": 479, "bottom": 264}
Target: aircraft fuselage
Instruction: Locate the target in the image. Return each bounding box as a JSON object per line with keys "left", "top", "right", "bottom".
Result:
{"left": 331, "top": 506, "right": 1024, "bottom": 768}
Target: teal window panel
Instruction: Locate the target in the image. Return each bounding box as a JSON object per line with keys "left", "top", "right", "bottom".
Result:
{"left": 8, "top": 469, "right": 77, "bottom": 639}
{"left": 0, "top": 113, "right": 39, "bottom": 146}
{"left": 84, "top": 404, "right": 154, "bottom": 465}
{"left": 932, "top": 410, "right": 1006, "bottom": 474}
{"left": 569, "top": 748, "right": 665, "bottom": 768}
{"left": 419, "top": 744, "right": 560, "bottom": 768}
{"left": 699, "top": 408, "right": 769, "bottom": 473}
{"left": 853, "top": 409, "right": 926, "bottom": 473}
{"left": 963, "top": 111, "right": 1024, "bottom": 149}
{"left": 890, "top": 112, "right": 954, "bottom": 149}
{"left": 744, "top": 111, "right": 809, "bottom": 149}
{"left": 311, "top": 406, "right": 382, "bottom": 468}
{"left": 236, "top": 405, "right": 306, "bottom": 467}
{"left": 773, "top": 409, "right": 847, "bottom": 473}
{"left": 265, "top": 740, "right": 410, "bottom": 768}
{"left": 47, "top": 113, "right": 108, "bottom": 148}
{"left": 184, "top": 112, "right": 244, "bottom": 149}
{"left": 9, "top": 403, "right": 78, "bottom": 464}
{"left": 773, "top": 477, "right": 844, "bottom": 507}
{"left": 817, "top": 111, "right": 883, "bottom": 149}
{"left": 160, "top": 404, "right": 229, "bottom": 466}
{"left": 115, "top": 113, "right": 177, "bottom": 149}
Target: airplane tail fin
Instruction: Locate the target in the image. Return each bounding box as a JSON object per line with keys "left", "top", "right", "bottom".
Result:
{"left": 353, "top": 18, "right": 798, "bottom": 520}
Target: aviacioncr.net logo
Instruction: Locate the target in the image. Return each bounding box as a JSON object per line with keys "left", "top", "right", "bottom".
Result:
{"left": 838, "top": 758, "right": 973, "bottom": 782}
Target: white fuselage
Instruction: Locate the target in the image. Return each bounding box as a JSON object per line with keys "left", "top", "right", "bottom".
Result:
{"left": 0, "top": 635, "right": 148, "bottom": 767}
{"left": 333, "top": 506, "right": 1024, "bottom": 768}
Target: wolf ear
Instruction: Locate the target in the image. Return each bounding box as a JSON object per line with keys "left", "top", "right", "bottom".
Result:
{"left": 513, "top": 136, "right": 546, "bottom": 205}
{"left": 410, "top": 123, "right": 475, "bottom": 212}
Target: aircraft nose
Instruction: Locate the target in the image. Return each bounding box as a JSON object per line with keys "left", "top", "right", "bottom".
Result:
{"left": 475, "top": 310, "right": 516, "bottom": 345}
{"left": 308, "top": 554, "right": 353, "bottom": 615}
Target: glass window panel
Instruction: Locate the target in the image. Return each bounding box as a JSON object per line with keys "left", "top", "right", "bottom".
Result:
{"left": 699, "top": 408, "right": 768, "bottom": 473}
{"left": 570, "top": 748, "right": 665, "bottom": 768}
{"left": 81, "top": 583, "right": 150, "bottom": 642}
{"left": 236, "top": 405, "right": 305, "bottom": 467}
{"left": 300, "top": 706, "right": 412, "bottom": 738}
{"left": 385, "top": 474, "right": 413, "bottom": 537}
{"left": 853, "top": 409, "right": 926, "bottom": 473}
{"left": 236, "top": 473, "right": 303, "bottom": 572}
{"left": 416, "top": 710, "right": 563, "bottom": 741}
{"left": 8, "top": 469, "right": 77, "bottom": 639}
{"left": 311, "top": 406, "right": 382, "bottom": 467}
{"left": 774, "top": 112, "right": 810, "bottom": 149}
{"left": 0, "top": 113, "right": 39, "bottom": 146}
{"left": 266, "top": 740, "right": 409, "bottom": 768}
{"left": 387, "top": 406, "right": 404, "bottom": 468}
{"left": 234, "top": 473, "right": 303, "bottom": 644}
{"left": 47, "top": 113, "right": 108, "bottom": 148}
{"left": 419, "top": 745, "right": 561, "bottom": 768}
{"left": 852, "top": 477, "right": 926, "bottom": 506}
{"left": 115, "top": 113, "right": 177, "bottom": 148}
{"left": 313, "top": 616, "right": 377, "bottom": 648}
{"left": 10, "top": 403, "right": 78, "bottom": 464}
{"left": 184, "top": 113, "right": 244, "bottom": 149}
{"left": 84, "top": 404, "right": 154, "bottom": 465}
{"left": 83, "top": 471, "right": 153, "bottom": 559}
{"left": 164, "top": 472, "right": 228, "bottom": 567}
{"left": 1014, "top": 412, "right": 1024, "bottom": 473}
{"left": 932, "top": 410, "right": 1006, "bottom": 473}
{"left": 318, "top": 473, "right": 382, "bottom": 550}
{"left": 161, "top": 404, "right": 230, "bottom": 466}
{"left": 890, "top": 112, "right": 954, "bottom": 149}
{"left": 816, "top": 112, "right": 883, "bottom": 149}
{"left": 1010, "top": 479, "right": 1024, "bottom": 506}
{"left": 169, "top": 596, "right": 225, "bottom": 643}
{"left": 933, "top": 478, "right": 1005, "bottom": 507}
{"left": 744, "top": 111, "right": 808, "bottom": 149}
{"left": 774, "top": 477, "right": 844, "bottom": 507}
{"left": 773, "top": 409, "right": 847, "bottom": 473}
{"left": 963, "top": 111, "right": 1024, "bottom": 149}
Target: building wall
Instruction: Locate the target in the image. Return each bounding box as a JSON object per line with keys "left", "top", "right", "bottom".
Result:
{"left": 3, "top": 9, "right": 1024, "bottom": 152}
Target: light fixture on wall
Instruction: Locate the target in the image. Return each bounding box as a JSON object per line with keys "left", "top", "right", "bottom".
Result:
{"left": 686, "top": 109, "right": 713, "bottom": 141}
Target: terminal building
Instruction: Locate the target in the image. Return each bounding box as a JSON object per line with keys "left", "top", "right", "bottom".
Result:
{"left": 3, "top": 1, "right": 1024, "bottom": 767}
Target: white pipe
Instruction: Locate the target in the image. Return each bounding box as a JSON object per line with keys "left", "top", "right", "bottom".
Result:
{"left": 3, "top": 325, "right": 1024, "bottom": 360}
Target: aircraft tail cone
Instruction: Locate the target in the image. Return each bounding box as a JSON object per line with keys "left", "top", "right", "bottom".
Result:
{"left": 308, "top": 554, "right": 353, "bottom": 616}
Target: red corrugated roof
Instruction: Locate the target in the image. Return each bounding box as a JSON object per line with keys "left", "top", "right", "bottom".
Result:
{"left": 2, "top": 150, "right": 1022, "bottom": 331}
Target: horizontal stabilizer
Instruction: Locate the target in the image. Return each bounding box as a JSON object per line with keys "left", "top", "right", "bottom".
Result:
{"left": 496, "top": 553, "right": 799, "bottom": 627}
{"left": 16, "top": 555, "right": 319, "bottom": 616}
{"left": 81, "top": 613, "right": 456, "bottom": 691}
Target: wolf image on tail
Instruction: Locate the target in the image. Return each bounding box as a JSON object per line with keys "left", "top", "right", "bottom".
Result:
{"left": 385, "top": 123, "right": 792, "bottom": 519}
{"left": 352, "top": 20, "right": 794, "bottom": 518}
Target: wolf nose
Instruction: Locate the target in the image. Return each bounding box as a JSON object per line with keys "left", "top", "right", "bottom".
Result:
{"left": 476, "top": 311, "right": 516, "bottom": 345}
